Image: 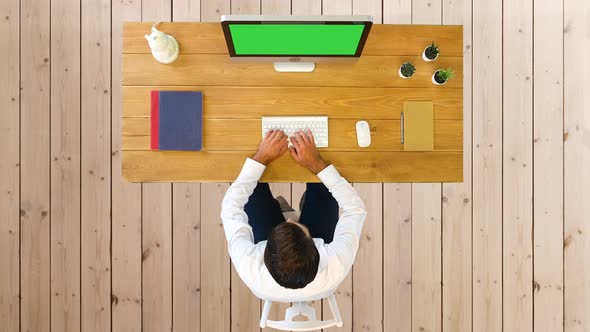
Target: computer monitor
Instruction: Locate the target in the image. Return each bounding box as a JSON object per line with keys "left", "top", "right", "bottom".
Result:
{"left": 220, "top": 15, "right": 373, "bottom": 72}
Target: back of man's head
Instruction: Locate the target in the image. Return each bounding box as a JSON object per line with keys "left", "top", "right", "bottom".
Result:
{"left": 264, "top": 222, "right": 319, "bottom": 289}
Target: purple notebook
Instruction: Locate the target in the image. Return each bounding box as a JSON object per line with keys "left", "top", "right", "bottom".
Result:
{"left": 151, "top": 91, "right": 203, "bottom": 151}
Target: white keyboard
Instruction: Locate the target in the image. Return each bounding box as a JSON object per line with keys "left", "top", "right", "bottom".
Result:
{"left": 261, "top": 116, "right": 329, "bottom": 148}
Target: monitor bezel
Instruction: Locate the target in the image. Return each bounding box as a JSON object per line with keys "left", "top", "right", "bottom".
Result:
{"left": 220, "top": 16, "right": 373, "bottom": 58}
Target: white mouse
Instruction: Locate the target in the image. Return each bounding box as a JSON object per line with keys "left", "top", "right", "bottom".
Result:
{"left": 356, "top": 120, "right": 371, "bottom": 147}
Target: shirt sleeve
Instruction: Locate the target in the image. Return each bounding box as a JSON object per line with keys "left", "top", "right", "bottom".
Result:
{"left": 318, "top": 165, "right": 367, "bottom": 278}
{"left": 220, "top": 158, "right": 266, "bottom": 263}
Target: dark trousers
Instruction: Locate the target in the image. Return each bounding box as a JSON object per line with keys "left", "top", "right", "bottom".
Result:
{"left": 244, "top": 183, "right": 340, "bottom": 244}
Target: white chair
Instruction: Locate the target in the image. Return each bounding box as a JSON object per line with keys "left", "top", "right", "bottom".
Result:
{"left": 259, "top": 293, "right": 343, "bottom": 331}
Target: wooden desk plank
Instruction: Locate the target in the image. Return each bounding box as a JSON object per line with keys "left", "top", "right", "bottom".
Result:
{"left": 123, "top": 23, "right": 463, "bottom": 56}
{"left": 123, "top": 54, "right": 463, "bottom": 88}
{"left": 123, "top": 86, "right": 463, "bottom": 119}
{"left": 122, "top": 151, "right": 462, "bottom": 182}
{"left": 122, "top": 118, "right": 462, "bottom": 151}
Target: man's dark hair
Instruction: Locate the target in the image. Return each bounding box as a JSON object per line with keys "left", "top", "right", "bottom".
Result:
{"left": 264, "top": 222, "right": 319, "bottom": 289}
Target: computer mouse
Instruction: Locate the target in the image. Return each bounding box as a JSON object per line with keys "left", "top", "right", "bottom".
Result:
{"left": 356, "top": 121, "right": 371, "bottom": 147}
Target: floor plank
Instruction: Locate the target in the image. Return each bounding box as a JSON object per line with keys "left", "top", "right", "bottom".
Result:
{"left": 171, "top": 2, "right": 202, "bottom": 331}
{"left": 291, "top": 0, "right": 320, "bottom": 15}
{"left": 227, "top": 2, "right": 263, "bottom": 331}
{"left": 141, "top": 2, "right": 174, "bottom": 332}
{"left": 81, "top": 0, "right": 112, "bottom": 330}
{"left": 200, "top": 6, "right": 232, "bottom": 332}
{"left": 20, "top": 2, "right": 52, "bottom": 327}
{"left": 173, "top": 0, "right": 200, "bottom": 21}
{"left": 261, "top": 183, "right": 292, "bottom": 332}
{"left": 564, "top": 0, "right": 590, "bottom": 330}
{"left": 201, "top": 0, "right": 229, "bottom": 25}
{"left": 411, "top": 183, "right": 441, "bottom": 332}
{"left": 472, "top": 0, "right": 503, "bottom": 329}
{"left": 231, "top": 267, "right": 261, "bottom": 332}
{"left": 172, "top": 184, "right": 202, "bottom": 332}
{"left": 382, "top": 2, "right": 412, "bottom": 332}
{"left": 384, "top": 0, "right": 411, "bottom": 24}
{"left": 0, "top": 0, "right": 20, "bottom": 329}
{"left": 383, "top": 184, "right": 412, "bottom": 332}
{"left": 353, "top": 0, "right": 381, "bottom": 24}
{"left": 323, "top": 0, "right": 351, "bottom": 15}
{"left": 502, "top": 0, "right": 534, "bottom": 330}
{"left": 410, "top": 2, "right": 442, "bottom": 331}
{"left": 142, "top": 183, "right": 173, "bottom": 332}
{"left": 50, "top": 0, "right": 82, "bottom": 329}
{"left": 231, "top": 0, "right": 260, "bottom": 14}
{"left": 111, "top": 0, "right": 143, "bottom": 330}
{"left": 262, "top": 0, "right": 291, "bottom": 15}
{"left": 325, "top": 274, "right": 352, "bottom": 332}
{"left": 352, "top": 183, "right": 383, "bottom": 332}
{"left": 227, "top": 0, "right": 260, "bottom": 328}
{"left": 441, "top": 0, "right": 472, "bottom": 330}
{"left": 200, "top": 183, "right": 231, "bottom": 332}
{"left": 291, "top": 183, "right": 306, "bottom": 212}
{"left": 412, "top": 0, "right": 441, "bottom": 24}
{"left": 533, "top": 0, "right": 565, "bottom": 330}
{"left": 142, "top": 0, "right": 171, "bottom": 23}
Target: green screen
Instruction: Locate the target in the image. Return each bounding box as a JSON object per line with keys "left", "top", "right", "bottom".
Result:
{"left": 229, "top": 24, "right": 365, "bottom": 55}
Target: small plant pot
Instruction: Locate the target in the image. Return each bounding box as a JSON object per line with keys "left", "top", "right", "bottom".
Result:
{"left": 422, "top": 46, "right": 439, "bottom": 62}
{"left": 398, "top": 67, "right": 412, "bottom": 79}
{"left": 399, "top": 62, "right": 416, "bottom": 79}
{"left": 432, "top": 71, "right": 447, "bottom": 85}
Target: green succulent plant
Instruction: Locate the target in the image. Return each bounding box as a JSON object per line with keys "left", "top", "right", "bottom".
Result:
{"left": 424, "top": 42, "right": 440, "bottom": 59}
{"left": 400, "top": 62, "right": 416, "bottom": 77}
{"left": 434, "top": 68, "right": 455, "bottom": 83}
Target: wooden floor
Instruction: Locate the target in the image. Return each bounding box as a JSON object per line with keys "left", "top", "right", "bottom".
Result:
{"left": 0, "top": 0, "right": 588, "bottom": 331}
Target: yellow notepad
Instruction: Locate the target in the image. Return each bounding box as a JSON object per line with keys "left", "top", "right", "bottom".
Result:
{"left": 403, "top": 101, "right": 434, "bottom": 151}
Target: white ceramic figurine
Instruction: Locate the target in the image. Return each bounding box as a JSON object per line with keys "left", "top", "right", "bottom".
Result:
{"left": 145, "top": 22, "right": 179, "bottom": 64}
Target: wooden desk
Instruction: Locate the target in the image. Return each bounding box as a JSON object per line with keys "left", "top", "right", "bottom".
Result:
{"left": 122, "top": 23, "right": 463, "bottom": 182}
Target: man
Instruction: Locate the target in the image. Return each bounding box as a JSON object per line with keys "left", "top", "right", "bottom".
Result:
{"left": 221, "top": 129, "right": 367, "bottom": 302}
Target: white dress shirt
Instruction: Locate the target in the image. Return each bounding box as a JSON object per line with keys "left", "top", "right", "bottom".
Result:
{"left": 220, "top": 158, "right": 367, "bottom": 302}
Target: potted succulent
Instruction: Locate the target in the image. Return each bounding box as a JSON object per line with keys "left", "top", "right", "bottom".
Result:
{"left": 398, "top": 62, "right": 416, "bottom": 78}
{"left": 432, "top": 68, "right": 454, "bottom": 85}
{"left": 422, "top": 42, "right": 439, "bottom": 62}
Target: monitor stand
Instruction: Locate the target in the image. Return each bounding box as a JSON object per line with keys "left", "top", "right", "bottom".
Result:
{"left": 273, "top": 62, "right": 316, "bottom": 73}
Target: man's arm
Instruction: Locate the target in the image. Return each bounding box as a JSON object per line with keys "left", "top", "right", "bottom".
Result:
{"left": 220, "top": 130, "right": 289, "bottom": 263}
{"left": 317, "top": 166, "right": 367, "bottom": 273}
{"left": 290, "top": 130, "right": 367, "bottom": 275}
{"left": 220, "top": 158, "right": 265, "bottom": 262}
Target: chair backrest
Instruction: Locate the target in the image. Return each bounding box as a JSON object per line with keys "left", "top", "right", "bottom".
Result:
{"left": 259, "top": 293, "right": 343, "bottom": 331}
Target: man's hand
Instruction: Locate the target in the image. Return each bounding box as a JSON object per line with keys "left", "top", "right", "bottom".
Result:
{"left": 253, "top": 130, "right": 289, "bottom": 165}
{"left": 289, "top": 129, "right": 328, "bottom": 174}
